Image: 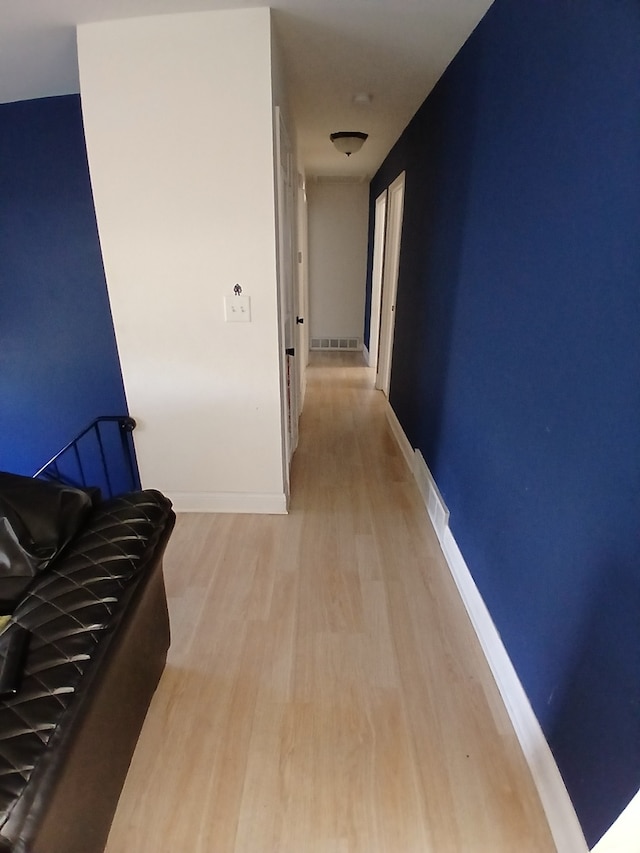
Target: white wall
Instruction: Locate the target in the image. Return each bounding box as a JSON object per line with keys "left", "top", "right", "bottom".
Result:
{"left": 307, "top": 181, "right": 369, "bottom": 342}
{"left": 78, "top": 8, "right": 287, "bottom": 512}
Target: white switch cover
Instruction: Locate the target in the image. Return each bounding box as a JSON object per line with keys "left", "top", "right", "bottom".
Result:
{"left": 224, "top": 295, "right": 251, "bottom": 322}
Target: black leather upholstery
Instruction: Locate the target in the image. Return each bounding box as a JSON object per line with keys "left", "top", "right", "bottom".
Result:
{"left": 0, "top": 473, "right": 98, "bottom": 609}
{"left": 0, "top": 489, "right": 174, "bottom": 851}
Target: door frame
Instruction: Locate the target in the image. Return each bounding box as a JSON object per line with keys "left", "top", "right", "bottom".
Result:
{"left": 368, "top": 188, "right": 388, "bottom": 370}
{"left": 295, "top": 172, "right": 309, "bottom": 409}
{"left": 376, "top": 171, "right": 406, "bottom": 396}
{"left": 275, "top": 107, "right": 298, "bottom": 501}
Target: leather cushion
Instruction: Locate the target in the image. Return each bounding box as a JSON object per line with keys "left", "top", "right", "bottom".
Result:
{"left": 0, "top": 489, "right": 173, "bottom": 829}
{"left": 0, "top": 473, "right": 98, "bottom": 607}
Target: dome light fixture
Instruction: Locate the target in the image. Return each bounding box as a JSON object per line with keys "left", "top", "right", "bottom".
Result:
{"left": 330, "top": 131, "right": 368, "bottom": 157}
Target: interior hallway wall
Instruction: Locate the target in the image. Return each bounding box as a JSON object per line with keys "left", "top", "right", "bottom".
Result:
{"left": 0, "top": 95, "right": 129, "bottom": 484}
{"left": 307, "top": 181, "right": 369, "bottom": 345}
{"left": 78, "top": 8, "right": 286, "bottom": 512}
{"left": 366, "top": 0, "right": 640, "bottom": 844}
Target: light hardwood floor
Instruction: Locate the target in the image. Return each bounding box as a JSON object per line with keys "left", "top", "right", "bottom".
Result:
{"left": 105, "top": 352, "right": 556, "bottom": 852}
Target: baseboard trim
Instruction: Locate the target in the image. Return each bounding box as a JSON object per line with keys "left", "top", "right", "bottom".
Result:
{"left": 168, "top": 492, "right": 288, "bottom": 514}
{"left": 441, "top": 528, "right": 588, "bottom": 853}
{"left": 385, "top": 404, "right": 414, "bottom": 471}
{"left": 414, "top": 449, "right": 450, "bottom": 545}
{"left": 385, "top": 401, "right": 588, "bottom": 853}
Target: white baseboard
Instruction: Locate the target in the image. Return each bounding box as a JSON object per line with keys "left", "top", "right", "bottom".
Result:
{"left": 414, "top": 449, "right": 450, "bottom": 545}
{"left": 442, "top": 528, "right": 588, "bottom": 853}
{"left": 386, "top": 401, "right": 588, "bottom": 853}
{"left": 385, "top": 404, "right": 414, "bottom": 470}
{"left": 169, "top": 491, "right": 288, "bottom": 514}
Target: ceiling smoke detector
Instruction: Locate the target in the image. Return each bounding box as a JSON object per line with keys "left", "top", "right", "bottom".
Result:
{"left": 352, "top": 93, "right": 372, "bottom": 106}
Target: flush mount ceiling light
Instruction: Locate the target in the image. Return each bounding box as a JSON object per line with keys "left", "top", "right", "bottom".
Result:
{"left": 330, "top": 131, "right": 368, "bottom": 157}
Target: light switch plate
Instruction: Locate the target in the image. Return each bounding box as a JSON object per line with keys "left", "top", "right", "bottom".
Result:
{"left": 224, "top": 295, "right": 251, "bottom": 322}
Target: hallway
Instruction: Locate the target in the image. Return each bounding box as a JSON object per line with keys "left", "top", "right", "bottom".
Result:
{"left": 105, "top": 353, "right": 555, "bottom": 852}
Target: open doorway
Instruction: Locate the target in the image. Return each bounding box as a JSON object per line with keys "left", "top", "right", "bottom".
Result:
{"left": 375, "top": 171, "right": 406, "bottom": 397}
{"left": 367, "top": 188, "right": 388, "bottom": 370}
{"left": 275, "top": 107, "right": 299, "bottom": 501}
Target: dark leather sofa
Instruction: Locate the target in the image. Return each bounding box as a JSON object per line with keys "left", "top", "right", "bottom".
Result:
{"left": 0, "top": 476, "right": 175, "bottom": 853}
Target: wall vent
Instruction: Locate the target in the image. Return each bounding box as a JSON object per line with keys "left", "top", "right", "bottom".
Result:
{"left": 310, "top": 337, "right": 361, "bottom": 351}
{"left": 414, "top": 450, "right": 450, "bottom": 545}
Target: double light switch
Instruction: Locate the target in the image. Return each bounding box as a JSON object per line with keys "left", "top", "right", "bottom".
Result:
{"left": 224, "top": 295, "right": 251, "bottom": 322}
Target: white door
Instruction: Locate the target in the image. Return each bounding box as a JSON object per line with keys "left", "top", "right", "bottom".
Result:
{"left": 368, "top": 188, "right": 388, "bottom": 369}
{"left": 275, "top": 107, "right": 299, "bottom": 497}
{"left": 376, "top": 171, "right": 406, "bottom": 396}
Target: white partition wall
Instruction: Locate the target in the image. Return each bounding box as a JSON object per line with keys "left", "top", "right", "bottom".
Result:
{"left": 78, "top": 9, "right": 287, "bottom": 512}
{"left": 307, "top": 180, "right": 369, "bottom": 348}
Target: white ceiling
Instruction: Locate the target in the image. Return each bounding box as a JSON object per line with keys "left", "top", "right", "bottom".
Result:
{"left": 0, "top": 0, "right": 492, "bottom": 178}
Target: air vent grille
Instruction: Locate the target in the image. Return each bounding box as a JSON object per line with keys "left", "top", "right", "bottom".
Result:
{"left": 310, "top": 337, "right": 361, "bottom": 351}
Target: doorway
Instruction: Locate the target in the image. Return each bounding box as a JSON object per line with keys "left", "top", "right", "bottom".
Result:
{"left": 368, "top": 188, "right": 388, "bottom": 370}
{"left": 275, "top": 107, "right": 299, "bottom": 501}
{"left": 375, "top": 171, "right": 406, "bottom": 397}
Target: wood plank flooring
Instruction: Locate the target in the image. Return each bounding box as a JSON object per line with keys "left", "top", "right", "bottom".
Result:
{"left": 105, "top": 352, "right": 556, "bottom": 852}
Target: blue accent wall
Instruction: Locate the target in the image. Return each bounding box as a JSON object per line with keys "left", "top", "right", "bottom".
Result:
{"left": 0, "top": 95, "right": 133, "bottom": 489}
{"left": 368, "top": 0, "right": 640, "bottom": 845}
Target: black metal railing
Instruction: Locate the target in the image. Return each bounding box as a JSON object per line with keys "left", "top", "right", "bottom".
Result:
{"left": 33, "top": 416, "right": 139, "bottom": 499}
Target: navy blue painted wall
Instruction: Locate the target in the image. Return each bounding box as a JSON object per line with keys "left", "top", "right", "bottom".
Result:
{"left": 0, "top": 95, "right": 134, "bottom": 492}
{"left": 368, "top": 0, "right": 640, "bottom": 845}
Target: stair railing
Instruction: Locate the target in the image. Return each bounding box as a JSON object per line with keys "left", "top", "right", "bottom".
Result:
{"left": 33, "top": 416, "right": 139, "bottom": 499}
